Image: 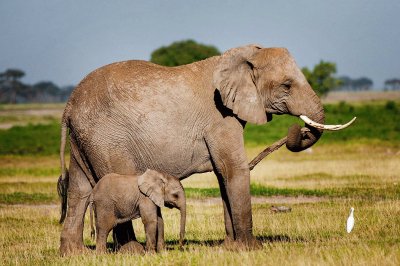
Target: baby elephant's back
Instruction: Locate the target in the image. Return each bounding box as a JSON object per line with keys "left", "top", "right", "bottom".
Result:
{"left": 92, "top": 173, "right": 141, "bottom": 216}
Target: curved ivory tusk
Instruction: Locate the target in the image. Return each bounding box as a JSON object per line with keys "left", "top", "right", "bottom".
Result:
{"left": 299, "top": 115, "right": 357, "bottom": 131}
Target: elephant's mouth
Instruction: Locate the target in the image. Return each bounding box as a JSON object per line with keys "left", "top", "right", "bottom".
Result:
{"left": 164, "top": 202, "right": 175, "bottom": 209}
{"left": 266, "top": 113, "right": 273, "bottom": 122}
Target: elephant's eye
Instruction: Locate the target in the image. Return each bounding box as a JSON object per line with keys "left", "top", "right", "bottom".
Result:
{"left": 282, "top": 81, "right": 292, "bottom": 89}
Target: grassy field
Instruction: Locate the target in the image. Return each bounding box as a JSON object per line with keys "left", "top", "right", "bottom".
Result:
{"left": 0, "top": 98, "right": 399, "bottom": 265}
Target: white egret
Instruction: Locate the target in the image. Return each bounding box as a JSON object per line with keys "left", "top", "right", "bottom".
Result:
{"left": 346, "top": 207, "right": 355, "bottom": 233}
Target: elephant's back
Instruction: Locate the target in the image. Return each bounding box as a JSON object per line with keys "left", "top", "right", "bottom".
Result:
{"left": 66, "top": 60, "right": 192, "bottom": 126}
{"left": 67, "top": 60, "right": 168, "bottom": 110}
{"left": 93, "top": 174, "right": 140, "bottom": 205}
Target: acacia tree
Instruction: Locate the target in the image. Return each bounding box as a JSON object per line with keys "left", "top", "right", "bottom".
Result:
{"left": 150, "top": 40, "right": 220, "bottom": 66}
{"left": 302, "top": 61, "right": 342, "bottom": 97}
{"left": 384, "top": 79, "right": 400, "bottom": 90}
{"left": 338, "top": 76, "right": 373, "bottom": 91}
{"left": 0, "top": 69, "right": 26, "bottom": 103}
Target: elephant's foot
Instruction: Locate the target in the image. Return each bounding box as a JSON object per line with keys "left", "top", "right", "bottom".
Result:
{"left": 156, "top": 242, "right": 165, "bottom": 253}
{"left": 222, "top": 235, "right": 234, "bottom": 247}
{"left": 60, "top": 237, "right": 85, "bottom": 256}
{"left": 119, "top": 241, "right": 145, "bottom": 255}
{"left": 223, "top": 236, "right": 263, "bottom": 251}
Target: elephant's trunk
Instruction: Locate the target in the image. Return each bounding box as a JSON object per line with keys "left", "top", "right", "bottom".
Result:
{"left": 286, "top": 92, "right": 325, "bottom": 152}
{"left": 179, "top": 198, "right": 186, "bottom": 247}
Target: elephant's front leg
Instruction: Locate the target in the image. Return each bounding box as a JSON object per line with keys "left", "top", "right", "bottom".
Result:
{"left": 206, "top": 118, "right": 260, "bottom": 249}
{"left": 216, "top": 172, "right": 234, "bottom": 242}
{"left": 156, "top": 208, "right": 165, "bottom": 252}
{"left": 140, "top": 200, "right": 158, "bottom": 252}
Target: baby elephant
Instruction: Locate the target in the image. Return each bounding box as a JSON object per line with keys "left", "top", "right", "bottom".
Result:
{"left": 88, "top": 169, "right": 186, "bottom": 253}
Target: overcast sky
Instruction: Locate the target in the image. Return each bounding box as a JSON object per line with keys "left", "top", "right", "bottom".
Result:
{"left": 1, "top": 0, "right": 399, "bottom": 89}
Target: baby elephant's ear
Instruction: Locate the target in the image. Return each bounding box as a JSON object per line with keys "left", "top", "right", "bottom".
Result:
{"left": 138, "top": 169, "right": 166, "bottom": 207}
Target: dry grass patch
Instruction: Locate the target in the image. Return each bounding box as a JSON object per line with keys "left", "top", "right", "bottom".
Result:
{"left": 0, "top": 199, "right": 399, "bottom": 265}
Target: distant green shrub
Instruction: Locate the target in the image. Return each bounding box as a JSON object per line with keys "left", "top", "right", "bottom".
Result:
{"left": 385, "top": 100, "right": 397, "bottom": 111}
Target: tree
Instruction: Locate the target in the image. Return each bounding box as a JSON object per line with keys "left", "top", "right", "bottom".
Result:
{"left": 31, "top": 81, "right": 60, "bottom": 102}
{"left": 0, "top": 69, "right": 26, "bottom": 103}
{"left": 0, "top": 69, "right": 25, "bottom": 82}
{"left": 338, "top": 76, "right": 373, "bottom": 91}
{"left": 384, "top": 78, "right": 400, "bottom": 90}
{"left": 59, "top": 85, "right": 75, "bottom": 102}
{"left": 150, "top": 39, "right": 220, "bottom": 67}
{"left": 0, "top": 69, "right": 75, "bottom": 103}
{"left": 352, "top": 77, "right": 373, "bottom": 90}
{"left": 302, "top": 61, "right": 342, "bottom": 97}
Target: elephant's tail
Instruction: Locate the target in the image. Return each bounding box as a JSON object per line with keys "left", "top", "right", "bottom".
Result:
{"left": 89, "top": 200, "right": 95, "bottom": 240}
{"left": 57, "top": 169, "right": 69, "bottom": 224}
{"left": 58, "top": 112, "right": 70, "bottom": 224}
{"left": 60, "top": 115, "right": 69, "bottom": 182}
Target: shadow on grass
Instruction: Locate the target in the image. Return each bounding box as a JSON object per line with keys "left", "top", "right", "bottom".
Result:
{"left": 256, "top": 234, "right": 305, "bottom": 243}
{"left": 85, "top": 234, "right": 306, "bottom": 252}
{"left": 165, "top": 234, "right": 305, "bottom": 248}
{"left": 85, "top": 242, "right": 117, "bottom": 252}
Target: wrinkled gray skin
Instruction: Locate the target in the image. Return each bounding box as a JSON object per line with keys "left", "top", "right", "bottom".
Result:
{"left": 58, "top": 44, "right": 325, "bottom": 255}
{"left": 88, "top": 170, "right": 186, "bottom": 253}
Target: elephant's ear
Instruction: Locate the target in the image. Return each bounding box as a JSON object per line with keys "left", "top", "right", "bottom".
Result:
{"left": 213, "top": 44, "right": 267, "bottom": 125}
{"left": 138, "top": 169, "right": 166, "bottom": 207}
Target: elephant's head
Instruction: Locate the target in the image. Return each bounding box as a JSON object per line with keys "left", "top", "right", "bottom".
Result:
{"left": 213, "top": 45, "right": 355, "bottom": 152}
{"left": 138, "top": 169, "right": 186, "bottom": 246}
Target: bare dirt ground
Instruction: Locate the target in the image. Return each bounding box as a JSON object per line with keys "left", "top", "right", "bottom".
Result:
{"left": 188, "top": 196, "right": 327, "bottom": 205}
{"left": 0, "top": 196, "right": 326, "bottom": 210}
{"left": 322, "top": 90, "right": 400, "bottom": 103}
{"left": 0, "top": 104, "right": 65, "bottom": 129}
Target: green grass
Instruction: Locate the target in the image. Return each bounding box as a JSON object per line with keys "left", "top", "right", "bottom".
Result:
{"left": 185, "top": 182, "right": 400, "bottom": 200}
{"left": 0, "top": 101, "right": 399, "bottom": 156}
{"left": 0, "top": 167, "right": 59, "bottom": 177}
{"left": 244, "top": 100, "right": 400, "bottom": 146}
{"left": 0, "top": 122, "right": 61, "bottom": 155}
{"left": 0, "top": 192, "right": 55, "bottom": 204}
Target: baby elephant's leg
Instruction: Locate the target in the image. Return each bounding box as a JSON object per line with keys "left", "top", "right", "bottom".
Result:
{"left": 95, "top": 208, "right": 115, "bottom": 253}
{"left": 156, "top": 208, "right": 165, "bottom": 252}
{"left": 140, "top": 199, "right": 158, "bottom": 252}
{"left": 96, "top": 230, "right": 109, "bottom": 253}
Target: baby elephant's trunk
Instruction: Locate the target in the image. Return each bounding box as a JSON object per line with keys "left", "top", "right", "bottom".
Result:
{"left": 179, "top": 199, "right": 186, "bottom": 247}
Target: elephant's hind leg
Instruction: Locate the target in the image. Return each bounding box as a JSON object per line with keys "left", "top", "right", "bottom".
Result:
{"left": 60, "top": 154, "right": 92, "bottom": 256}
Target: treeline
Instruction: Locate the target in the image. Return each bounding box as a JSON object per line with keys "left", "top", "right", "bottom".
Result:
{"left": 336, "top": 76, "right": 373, "bottom": 91}
{"left": 335, "top": 76, "right": 400, "bottom": 91}
{"left": 384, "top": 79, "right": 400, "bottom": 90}
{"left": 0, "top": 69, "right": 74, "bottom": 104}
{"left": 2, "top": 40, "right": 399, "bottom": 104}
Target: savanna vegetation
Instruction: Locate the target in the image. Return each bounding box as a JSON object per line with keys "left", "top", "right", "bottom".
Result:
{"left": 0, "top": 97, "right": 399, "bottom": 265}
{"left": 150, "top": 39, "right": 221, "bottom": 67}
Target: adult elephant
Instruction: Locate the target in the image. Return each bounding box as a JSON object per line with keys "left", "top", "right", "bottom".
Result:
{"left": 58, "top": 44, "right": 351, "bottom": 255}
